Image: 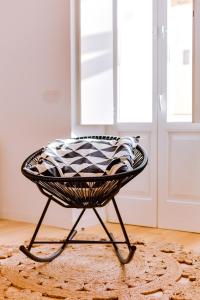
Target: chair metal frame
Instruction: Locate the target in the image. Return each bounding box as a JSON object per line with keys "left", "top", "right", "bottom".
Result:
{"left": 20, "top": 136, "right": 148, "bottom": 264}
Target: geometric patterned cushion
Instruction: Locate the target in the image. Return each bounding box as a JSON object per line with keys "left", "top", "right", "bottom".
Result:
{"left": 25, "top": 136, "right": 138, "bottom": 178}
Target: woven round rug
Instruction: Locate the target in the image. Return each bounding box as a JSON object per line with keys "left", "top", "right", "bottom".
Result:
{"left": 0, "top": 234, "right": 200, "bottom": 300}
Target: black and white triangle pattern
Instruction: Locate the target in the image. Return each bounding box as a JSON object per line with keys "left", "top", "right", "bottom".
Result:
{"left": 26, "top": 137, "right": 138, "bottom": 178}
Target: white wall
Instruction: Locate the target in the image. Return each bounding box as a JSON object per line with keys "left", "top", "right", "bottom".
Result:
{"left": 0, "top": 0, "right": 72, "bottom": 227}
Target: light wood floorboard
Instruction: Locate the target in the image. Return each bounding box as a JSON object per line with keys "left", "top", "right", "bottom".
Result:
{"left": 0, "top": 219, "right": 200, "bottom": 252}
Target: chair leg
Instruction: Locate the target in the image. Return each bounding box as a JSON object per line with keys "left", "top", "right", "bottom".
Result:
{"left": 19, "top": 197, "right": 86, "bottom": 263}
{"left": 93, "top": 198, "right": 136, "bottom": 264}
{"left": 112, "top": 197, "right": 136, "bottom": 263}
{"left": 19, "top": 230, "right": 77, "bottom": 263}
{"left": 20, "top": 197, "right": 135, "bottom": 264}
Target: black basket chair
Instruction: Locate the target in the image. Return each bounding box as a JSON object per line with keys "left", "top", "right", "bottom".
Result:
{"left": 20, "top": 136, "right": 148, "bottom": 264}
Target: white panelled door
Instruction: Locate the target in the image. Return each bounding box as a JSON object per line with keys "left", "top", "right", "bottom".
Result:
{"left": 77, "top": 0, "right": 200, "bottom": 232}
{"left": 158, "top": 0, "right": 200, "bottom": 232}
{"left": 106, "top": 124, "right": 158, "bottom": 227}
{"left": 106, "top": 0, "right": 158, "bottom": 227}
{"left": 158, "top": 123, "right": 200, "bottom": 232}
{"left": 106, "top": 0, "right": 200, "bottom": 232}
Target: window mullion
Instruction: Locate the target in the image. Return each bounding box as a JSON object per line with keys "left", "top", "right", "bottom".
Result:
{"left": 112, "top": 0, "right": 118, "bottom": 125}
{"left": 193, "top": 0, "right": 200, "bottom": 123}
{"left": 157, "top": 0, "right": 167, "bottom": 124}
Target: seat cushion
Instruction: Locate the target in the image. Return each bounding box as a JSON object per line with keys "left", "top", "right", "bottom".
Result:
{"left": 25, "top": 137, "right": 138, "bottom": 178}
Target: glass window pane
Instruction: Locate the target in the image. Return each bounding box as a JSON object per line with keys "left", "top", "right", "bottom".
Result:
{"left": 80, "top": 0, "right": 114, "bottom": 125}
{"left": 167, "top": 0, "right": 193, "bottom": 122}
{"left": 117, "top": 0, "right": 153, "bottom": 123}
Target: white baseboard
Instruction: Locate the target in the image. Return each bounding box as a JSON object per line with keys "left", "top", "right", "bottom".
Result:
{"left": 0, "top": 204, "right": 73, "bottom": 228}
{"left": 0, "top": 206, "right": 106, "bottom": 229}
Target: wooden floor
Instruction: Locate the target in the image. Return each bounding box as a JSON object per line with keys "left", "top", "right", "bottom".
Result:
{"left": 0, "top": 219, "right": 200, "bottom": 252}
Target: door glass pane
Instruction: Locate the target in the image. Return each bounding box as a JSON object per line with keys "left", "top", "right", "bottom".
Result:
{"left": 80, "top": 0, "right": 114, "bottom": 125}
{"left": 167, "top": 0, "right": 193, "bottom": 122}
{"left": 117, "top": 0, "right": 153, "bottom": 123}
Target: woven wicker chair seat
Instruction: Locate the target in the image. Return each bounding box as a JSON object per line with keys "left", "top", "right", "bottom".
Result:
{"left": 21, "top": 136, "right": 147, "bottom": 208}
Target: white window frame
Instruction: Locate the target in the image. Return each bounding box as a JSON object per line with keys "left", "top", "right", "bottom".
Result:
{"left": 70, "top": 0, "right": 200, "bottom": 135}
{"left": 70, "top": 0, "right": 107, "bottom": 136}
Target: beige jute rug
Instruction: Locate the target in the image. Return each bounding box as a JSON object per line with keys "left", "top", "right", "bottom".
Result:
{"left": 0, "top": 233, "right": 200, "bottom": 300}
